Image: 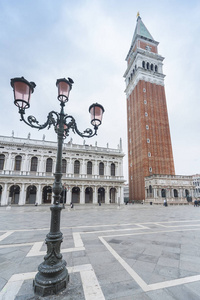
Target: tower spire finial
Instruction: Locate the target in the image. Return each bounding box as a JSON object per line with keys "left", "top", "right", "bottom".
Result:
{"left": 137, "top": 11, "right": 140, "bottom": 19}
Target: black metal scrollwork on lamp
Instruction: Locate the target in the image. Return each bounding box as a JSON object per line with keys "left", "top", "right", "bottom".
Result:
{"left": 10, "top": 76, "right": 104, "bottom": 297}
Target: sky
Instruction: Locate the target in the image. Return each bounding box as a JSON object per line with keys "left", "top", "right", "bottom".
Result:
{"left": 0, "top": 0, "right": 200, "bottom": 181}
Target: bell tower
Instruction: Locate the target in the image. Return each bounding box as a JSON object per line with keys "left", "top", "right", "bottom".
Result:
{"left": 124, "top": 15, "right": 175, "bottom": 201}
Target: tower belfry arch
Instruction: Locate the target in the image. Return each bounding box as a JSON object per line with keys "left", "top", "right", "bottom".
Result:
{"left": 124, "top": 15, "right": 175, "bottom": 201}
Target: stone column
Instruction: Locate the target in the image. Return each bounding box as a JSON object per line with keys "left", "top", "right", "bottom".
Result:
{"left": 105, "top": 162, "right": 109, "bottom": 179}
{"left": 94, "top": 161, "right": 98, "bottom": 178}
{"left": 179, "top": 188, "right": 183, "bottom": 201}
{"left": 116, "top": 162, "right": 119, "bottom": 178}
{"left": 171, "top": 189, "right": 174, "bottom": 201}
{"left": 1, "top": 183, "right": 8, "bottom": 205}
{"left": 5, "top": 153, "right": 12, "bottom": 175}
{"left": 68, "top": 158, "right": 73, "bottom": 177}
{"left": 115, "top": 188, "right": 119, "bottom": 204}
{"left": 145, "top": 188, "right": 148, "bottom": 199}
{"left": 38, "top": 156, "right": 44, "bottom": 176}
{"left": 120, "top": 186, "right": 124, "bottom": 204}
{"left": 52, "top": 158, "right": 56, "bottom": 174}
{"left": 67, "top": 188, "right": 72, "bottom": 205}
{"left": 119, "top": 160, "right": 123, "bottom": 178}
{"left": 82, "top": 160, "right": 86, "bottom": 178}
{"left": 105, "top": 186, "right": 109, "bottom": 204}
{"left": 26, "top": 155, "right": 31, "bottom": 175}
{"left": 93, "top": 186, "right": 98, "bottom": 204}
{"left": 153, "top": 188, "right": 157, "bottom": 199}
{"left": 21, "top": 154, "right": 28, "bottom": 175}
{"left": 36, "top": 184, "right": 42, "bottom": 205}
{"left": 80, "top": 186, "right": 85, "bottom": 204}
{"left": 19, "top": 183, "right": 26, "bottom": 205}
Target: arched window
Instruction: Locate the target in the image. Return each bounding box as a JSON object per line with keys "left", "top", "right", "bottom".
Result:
{"left": 111, "top": 163, "right": 115, "bottom": 176}
{"left": 142, "top": 61, "right": 145, "bottom": 68}
{"left": 46, "top": 158, "right": 53, "bottom": 173}
{"left": 62, "top": 159, "right": 67, "bottom": 174}
{"left": 149, "top": 185, "right": 152, "bottom": 194}
{"left": 99, "top": 162, "right": 104, "bottom": 176}
{"left": 151, "top": 64, "right": 154, "bottom": 71}
{"left": 147, "top": 62, "right": 149, "bottom": 70}
{"left": 155, "top": 65, "right": 158, "bottom": 72}
{"left": 87, "top": 161, "right": 92, "bottom": 175}
{"left": 0, "top": 154, "right": 5, "bottom": 170}
{"left": 74, "top": 160, "right": 80, "bottom": 174}
{"left": 30, "top": 157, "right": 38, "bottom": 172}
{"left": 15, "top": 155, "right": 22, "bottom": 171}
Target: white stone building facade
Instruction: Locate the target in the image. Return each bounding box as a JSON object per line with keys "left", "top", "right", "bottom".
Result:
{"left": 0, "top": 135, "right": 125, "bottom": 206}
{"left": 193, "top": 174, "right": 200, "bottom": 199}
{"left": 145, "top": 174, "right": 194, "bottom": 204}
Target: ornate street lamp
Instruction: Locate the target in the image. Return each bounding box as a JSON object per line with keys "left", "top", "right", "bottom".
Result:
{"left": 10, "top": 76, "right": 104, "bottom": 296}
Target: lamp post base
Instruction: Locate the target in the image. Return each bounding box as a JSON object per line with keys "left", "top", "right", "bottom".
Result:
{"left": 33, "top": 204, "right": 69, "bottom": 296}
{"left": 33, "top": 260, "right": 69, "bottom": 296}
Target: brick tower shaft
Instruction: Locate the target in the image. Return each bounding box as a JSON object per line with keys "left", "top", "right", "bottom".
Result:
{"left": 124, "top": 15, "right": 175, "bottom": 201}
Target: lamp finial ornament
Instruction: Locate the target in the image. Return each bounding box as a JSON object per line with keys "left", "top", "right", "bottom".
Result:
{"left": 137, "top": 11, "right": 140, "bottom": 18}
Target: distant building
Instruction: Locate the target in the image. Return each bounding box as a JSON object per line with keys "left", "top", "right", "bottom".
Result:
{"left": 145, "top": 174, "right": 194, "bottom": 204}
{"left": 193, "top": 174, "right": 200, "bottom": 199}
{"left": 0, "top": 135, "right": 125, "bottom": 205}
{"left": 124, "top": 15, "right": 175, "bottom": 201}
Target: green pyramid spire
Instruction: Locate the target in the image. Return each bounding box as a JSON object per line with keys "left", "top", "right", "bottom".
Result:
{"left": 132, "top": 15, "right": 154, "bottom": 44}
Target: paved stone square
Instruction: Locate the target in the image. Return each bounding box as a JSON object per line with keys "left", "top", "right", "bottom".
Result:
{"left": 0, "top": 203, "right": 200, "bottom": 299}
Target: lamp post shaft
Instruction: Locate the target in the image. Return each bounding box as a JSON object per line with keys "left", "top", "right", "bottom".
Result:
{"left": 33, "top": 104, "right": 68, "bottom": 296}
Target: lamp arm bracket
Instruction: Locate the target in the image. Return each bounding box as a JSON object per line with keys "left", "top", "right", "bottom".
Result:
{"left": 64, "top": 115, "right": 97, "bottom": 138}
{"left": 19, "top": 110, "right": 59, "bottom": 130}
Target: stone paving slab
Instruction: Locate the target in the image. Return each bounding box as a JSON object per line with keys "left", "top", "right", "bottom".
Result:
{"left": 0, "top": 204, "right": 200, "bottom": 299}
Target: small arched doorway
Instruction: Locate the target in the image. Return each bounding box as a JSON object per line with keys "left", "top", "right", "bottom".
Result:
{"left": 43, "top": 186, "right": 52, "bottom": 203}
{"left": 185, "top": 189, "right": 189, "bottom": 197}
{"left": 174, "top": 189, "right": 178, "bottom": 198}
{"left": 9, "top": 185, "right": 20, "bottom": 204}
{"left": 98, "top": 187, "right": 105, "bottom": 204}
{"left": 85, "top": 187, "right": 93, "bottom": 203}
{"left": 26, "top": 185, "right": 37, "bottom": 204}
{"left": 72, "top": 187, "right": 80, "bottom": 203}
{"left": 149, "top": 185, "right": 153, "bottom": 197}
{"left": 161, "top": 189, "right": 166, "bottom": 198}
{"left": 110, "top": 188, "right": 116, "bottom": 203}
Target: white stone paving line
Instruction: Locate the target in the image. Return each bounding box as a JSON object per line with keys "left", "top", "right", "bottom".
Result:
{"left": 0, "top": 231, "right": 14, "bottom": 242}
{"left": 136, "top": 224, "right": 150, "bottom": 229}
{"left": 73, "top": 232, "right": 84, "bottom": 248}
{"left": 0, "top": 222, "right": 154, "bottom": 234}
{"left": 26, "top": 232, "right": 85, "bottom": 257}
{"left": 0, "top": 264, "right": 105, "bottom": 300}
{"left": 26, "top": 243, "right": 85, "bottom": 257}
{"left": 0, "top": 227, "right": 144, "bottom": 252}
{"left": 0, "top": 242, "right": 34, "bottom": 249}
{"left": 99, "top": 228, "right": 200, "bottom": 292}
{"left": 1, "top": 221, "right": 199, "bottom": 251}
{"left": 155, "top": 223, "right": 200, "bottom": 228}
{"left": 99, "top": 236, "right": 149, "bottom": 292}
{"left": 99, "top": 227, "right": 200, "bottom": 239}
{"left": 79, "top": 227, "right": 146, "bottom": 235}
